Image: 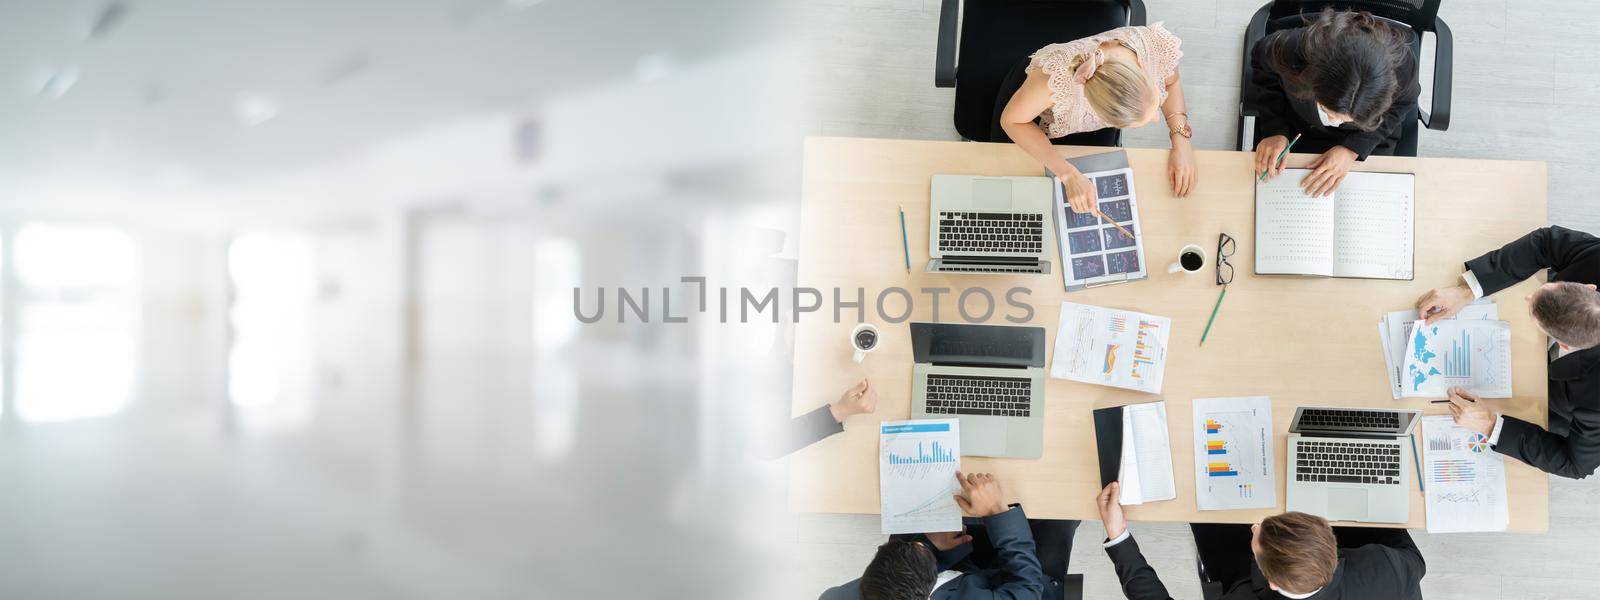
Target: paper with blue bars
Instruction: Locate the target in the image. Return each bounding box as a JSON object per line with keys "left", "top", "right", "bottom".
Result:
{"left": 1400, "top": 319, "right": 1512, "bottom": 398}
{"left": 879, "top": 419, "right": 961, "bottom": 534}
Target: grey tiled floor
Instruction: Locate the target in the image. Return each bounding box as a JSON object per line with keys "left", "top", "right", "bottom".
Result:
{"left": 784, "top": 1, "right": 1600, "bottom": 598}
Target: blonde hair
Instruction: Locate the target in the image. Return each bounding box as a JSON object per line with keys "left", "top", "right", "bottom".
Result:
{"left": 1073, "top": 55, "right": 1156, "bottom": 128}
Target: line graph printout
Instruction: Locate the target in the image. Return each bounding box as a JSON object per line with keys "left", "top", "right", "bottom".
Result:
{"left": 1422, "top": 416, "right": 1508, "bottom": 533}
{"left": 1192, "top": 397, "right": 1277, "bottom": 510}
{"left": 879, "top": 419, "right": 962, "bottom": 534}
{"left": 1050, "top": 302, "right": 1171, "bottom": 394}
{"left": 1401, "top": 319, "right": 1512, "bottom": 398}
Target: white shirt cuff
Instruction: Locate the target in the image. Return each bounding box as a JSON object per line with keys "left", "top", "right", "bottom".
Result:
{"left": 1461, "top": 271, "right": 1484, "bottom": 299}
{"left": 1488, "top": 415, "right": 1506, "bottom": 446}
{"left": 1103, "top": 530, "right": 1131, "bottom": 548}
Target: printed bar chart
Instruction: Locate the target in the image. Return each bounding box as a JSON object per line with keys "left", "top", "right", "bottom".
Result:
{"left": 1207, "top": 461, "right": 1239, "bottom": 477}
{"left": 1444, "top": 330, "right": 1471, "bottom": 377}
{"left": 886, "top": 441, "right": 956, "bottom": 465}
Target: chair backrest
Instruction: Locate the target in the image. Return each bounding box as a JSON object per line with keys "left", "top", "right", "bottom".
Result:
{"left": 948, "top": 0, "right": 1141, "bottom": 141}
{"left": 1265, "top": 0, "right": 1440, "bottom": 33}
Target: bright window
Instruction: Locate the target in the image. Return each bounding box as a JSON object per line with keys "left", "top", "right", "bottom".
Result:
{"left": 13, "top": 224, "right": 139, "bottom": 423}
{"left": 227, "top": 231, "right": 314, "bottom": 417}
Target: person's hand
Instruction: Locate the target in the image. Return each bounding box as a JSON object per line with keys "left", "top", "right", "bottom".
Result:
{"left": 1056, "top": 172, "right": 1095, "bottom": 216}
{"left": 1168, "top": 139, "right": 1197, "bottom": 198}
{"left": 1447, "top": 386, "right": 1497, "bottom": 437}
{"left": 925, "top": 528, "right": 974, "bottom": 552}
{"left": 1415, "top": 284, "right": 1474, "bottom": 324}
{"left": 829, "top": 378, "right": 878, "bottom": 423}
{"left": 1301, "top": 146, "right": 1358, "bottom": 197}
{"left": 1096, "top": 482, "right": 1127, "bottom": 540}
{"left": 953, "top": 471, "right": 1007, "bottom": 517}
{"left": 1254, "top": 135, "right": 1289, "bottom": 180}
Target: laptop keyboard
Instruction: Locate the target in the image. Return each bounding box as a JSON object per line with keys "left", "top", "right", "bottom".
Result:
{"left": 1299, "top": 409, "right": 1400, "bottom": 430}
{"left": 924, "top": 374, "right": 1032, "bottom": 417}
{"left": 934, "top": 264, "right": 1045, "bottom": 274}
{"left": 937, "top": 212, "right": 1044, "bottom": 254}
{"left": 1294, "top": 440, "right": 1402, "bottom": 485}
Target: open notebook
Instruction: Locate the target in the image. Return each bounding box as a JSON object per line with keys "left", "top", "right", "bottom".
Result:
{"left": 1255, "top": 169, "right": 1415, "bottom": 280}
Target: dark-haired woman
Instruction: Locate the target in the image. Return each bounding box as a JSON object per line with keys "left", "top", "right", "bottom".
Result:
{"left": 1250, "top": 9, "right": 1419, "bottom": 196}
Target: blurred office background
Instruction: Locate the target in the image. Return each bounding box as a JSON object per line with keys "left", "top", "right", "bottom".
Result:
{"left": 0, "top": 1, "right": 806, "bottom": 598}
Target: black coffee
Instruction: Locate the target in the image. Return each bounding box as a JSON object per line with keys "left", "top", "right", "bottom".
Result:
{"left": 1180, "top": 251, "right": 1203, "bottom": 271}
{"left": 854, "top": 329, "right": 878, "bottom": 350}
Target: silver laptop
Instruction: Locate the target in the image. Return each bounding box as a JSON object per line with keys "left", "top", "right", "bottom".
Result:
{"left": 926, "top": 175, "right": 1053, "bottom": 274}
{"left": 909, "top": 322, "right": 1045, "bottom": 458}
{"left": 1286, "top": 406, "right": 1421, "bottom": 524}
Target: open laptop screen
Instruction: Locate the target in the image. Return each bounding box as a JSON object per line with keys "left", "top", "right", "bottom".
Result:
{"left": 910, "top": 322, "right": 1045, "bottom": 369}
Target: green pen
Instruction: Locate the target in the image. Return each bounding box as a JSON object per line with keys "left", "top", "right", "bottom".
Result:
{"left": 1259, "top": 133, "right": 1303, "bottom": 181}
{"left": 1199, "top": 286, "right": 1227, "bottom": 346}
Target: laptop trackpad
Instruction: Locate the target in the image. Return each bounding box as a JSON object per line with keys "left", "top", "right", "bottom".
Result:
{"left": 973, "top": 179, "right": 1013, "bottom": 210}
{"left": 1327, "top": 488, "right": 1369, "bottom": 521}
{"left": 961, "top": 417, "right": 1007, "bottom": 456}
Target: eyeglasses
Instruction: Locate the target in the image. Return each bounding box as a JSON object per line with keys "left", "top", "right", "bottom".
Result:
{"left": 1216, "top": 233, "right": 1235, "bottom": 286}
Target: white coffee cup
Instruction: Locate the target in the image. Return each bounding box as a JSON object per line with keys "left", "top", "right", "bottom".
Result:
{"left": 1167, "top": 244, "right": 1207, "bottom": 274}
{"left": 850, "top": 323, "right": 880, "bottom": 363}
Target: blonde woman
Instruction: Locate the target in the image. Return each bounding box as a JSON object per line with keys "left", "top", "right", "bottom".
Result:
{"left": 998, "top": 23, "right": 1196, "bottom": 212}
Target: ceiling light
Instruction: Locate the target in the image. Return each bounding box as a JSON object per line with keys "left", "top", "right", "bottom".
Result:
{"left": 235, "top": 92, "right": 279, "bottom": 126}
{"left": 25, "top": 64, "right": 81, "bottom": 98}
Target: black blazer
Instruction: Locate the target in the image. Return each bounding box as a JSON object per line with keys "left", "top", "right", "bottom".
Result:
{"left": 771, "top": 405, "right": 845, "bottom": 458}
{"left": 821, "top": 506, "right": 1047, "bottom": 600}
{"left": 1105, "top": 531, "right": 1424, "bottom": 600}
{"left": 1249, "top": 27, "right": 1420, "bottom": 160}
{"left": 1465, "top": 225, "right": 1600, "bottom": 479}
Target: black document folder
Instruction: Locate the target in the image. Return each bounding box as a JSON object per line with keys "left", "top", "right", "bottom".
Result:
{"left": 1092, "top": 405, "right": 1123, "bottom": 488}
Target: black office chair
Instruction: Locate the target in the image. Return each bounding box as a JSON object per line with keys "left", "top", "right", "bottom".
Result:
{"left": 1197, "top": 556, "right": 1225, "bottom": 600}
{"left": 1237, "top": 0, "right": 1452, "bottom": 157}
{"left": 936, "top": 0, "right": 1148, "bottom": 147}
{"left": 1060, "top": 573, "right": 1084, "bottom": 600}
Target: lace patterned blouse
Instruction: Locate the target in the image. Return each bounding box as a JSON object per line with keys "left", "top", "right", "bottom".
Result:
{"left": 1025, "top": 23, "right": 1184, "bottom": 138}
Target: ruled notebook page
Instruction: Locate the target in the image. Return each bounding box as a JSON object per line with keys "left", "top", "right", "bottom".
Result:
{"left": 1255, "top": 169, "right": 1335, "bottom": 276}
{"left": 1331, "top": 171, "right": 1415, "bottom": 280}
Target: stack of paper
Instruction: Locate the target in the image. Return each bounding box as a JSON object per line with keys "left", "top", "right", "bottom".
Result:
{"left": 1051, "top": 302, "right": 1172, "bottom": 394}
{"left": 1192, "top": 397, "right": 1277, "bottom": 511}
{"left": 1378, "top": 301, "right": 1505, "bottom": 398}
{"left": 1421, "top": 415, "right": 1509, "bottom": 533}
{"left": 879, "top": 419, "right": 962, "bottom": 534}
{"left": 1116, "top": 402, "right": 1176, "bottom": 506}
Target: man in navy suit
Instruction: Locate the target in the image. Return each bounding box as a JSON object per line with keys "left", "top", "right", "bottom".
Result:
{"left": 821, "top": 472, "right": 1078, "bottom": 600}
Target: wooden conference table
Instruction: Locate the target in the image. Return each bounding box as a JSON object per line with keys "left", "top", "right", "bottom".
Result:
{"left": 787, "top": 136, "right": 1550, "bottom": 532}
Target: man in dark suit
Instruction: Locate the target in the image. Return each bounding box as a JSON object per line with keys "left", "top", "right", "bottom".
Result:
{"left": 1415, "top": 225, "right": 1600, "bottom": 479}
{"left": 821, "top": 472, "right": 1079, "bottom": 600}
{"left": 1095, "top": 483, "right": 1424, "bottom": 600}
{"left": 772, "top": 379, "right": 879, "bottom": 458}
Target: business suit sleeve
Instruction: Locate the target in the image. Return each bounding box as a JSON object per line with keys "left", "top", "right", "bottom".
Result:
{"left": 977, "top": 506, "right": 1047, "bottom": 598}
{"left": 1371, "top": 529, "right": 1427, "bottom": 591}
{"left": 770, "top": 405, "right": 844, "bottom": 458}
{"left": 1494, "top": 413, "right": 1600, "bottom": 479}
{"left": 817, "top": 579, "right": 859, "bottom": 600}
{"left": 1338, "top": 55, "right": 1420, "bottom": 160}
{"left": 1464, "top": 226, "right": 1600, "bottom": 297}
{"left": 1103, "top": 536, "right": 1176, "bottom": 600}
{"left": 1249, "top": 39, "right": 1296, "bottom": 142}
